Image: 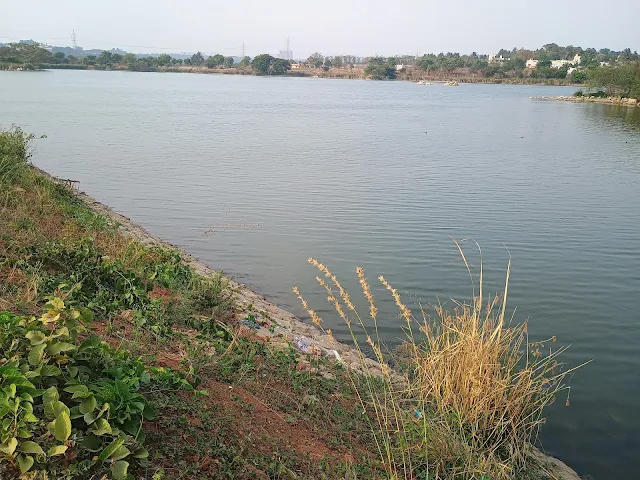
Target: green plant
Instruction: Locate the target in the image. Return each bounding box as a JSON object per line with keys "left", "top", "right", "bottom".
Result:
{"left": 0, "top": 295, "right": 200, "bottom": 478}
{"left": 0, "top": 126, "right": 36, "bottom": 185}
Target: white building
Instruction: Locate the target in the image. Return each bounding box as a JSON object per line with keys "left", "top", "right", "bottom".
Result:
{"left": 396, "top": 64, "right": 405, "bottom": 71}
{"left": 526, "top": 59, "right": 539, "bottom": 69}
{"left": 551, "top": 59, "right": 571, "bottom": 69}
{"left": 488, "top": 54, "right": 508, "bottom": 64}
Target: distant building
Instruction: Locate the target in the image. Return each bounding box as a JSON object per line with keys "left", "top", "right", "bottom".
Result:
{"left": 567, "top": 67, "right": 577, "bottom": 75}
{"left": 600, "top": 61, "right": 610, "bottom": 67}
{"left": 488, "top": 53, "right": 507, "bottom": 64}
{"left": 526, "top": 59, "right": 539, "bottom": 69}
{"left": 550, "top": 54, "right": 582, "bottom": 69}
{"left": 395, "top": 64, "right": 405, "bottom": 71}
{"left": 290, "top": 63, "right": 302, "bottom": 70}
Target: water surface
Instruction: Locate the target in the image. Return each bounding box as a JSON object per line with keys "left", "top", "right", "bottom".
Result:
{"left": 1, "top": 70, "right": 639, "bottom": 479}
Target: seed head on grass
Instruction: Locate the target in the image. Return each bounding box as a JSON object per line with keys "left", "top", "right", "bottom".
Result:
{"left": 296, "top": 249, "right": 586, "bottom": 480}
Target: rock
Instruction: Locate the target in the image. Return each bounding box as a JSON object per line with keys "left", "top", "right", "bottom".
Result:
{"left": 628, "top": 98, "right": 638, "bottom": 106}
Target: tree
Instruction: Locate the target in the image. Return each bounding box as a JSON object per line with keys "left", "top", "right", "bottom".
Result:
{"left": 82, "top": 55, "right": 97, "bottom": 66}
{"left": 183, "top": 58, "right": 192, "bottom": 65}
{"left": 67, "top": 55, "right": 78, "bottom": 64}
{"left": 538, "top": 57, "right": 552, "bottom": 68}
{"left": 332, "top": 56, "right": 343, "bottom": 68}
{"left": 156, "top": 54, "right": 172, "bottom": 66}
{"left": 111, "top": 53, "right": 122, "bottom": 64}
{"left": 251, "top": 54, "right": 290, "bottom": 75}
{"left": 588, "top": 62, "right": 640, "bottom": 97}
{"left": 122, "top": 53, "right": 136, "bottom": 66}
{"left": 364, "top": 56, "right": 396, "bottom": 80}
{"left": 239, "top": 56, "right": 251, "bottom": 67}
{"left": 191, "top": 51, "right": 205, "bottom": 66}
{"left": 306, "top": 52, "right": 324, "bottom": 68}
{"left": 223, "top": 56, "right": 234, "bottom": 67}
{"left": 0, "top": 43, "right": 54, "bottom": 65}
{"left": 96, "top": 51, "right": 113, "bottom": 65}
{"left": 270, "top": 58, "right": 291, "bottom": 74}
{"left": 53, "top": 51, "right": 67, "bottom": 63}
{"left": 570, "top": 70, "right": 588, "bottom": 84}
{"left": 251, "top": 54, "right": 273, "bottom": 74}
{"left": 206, "top": 54, "right": 224, "bottom": 68}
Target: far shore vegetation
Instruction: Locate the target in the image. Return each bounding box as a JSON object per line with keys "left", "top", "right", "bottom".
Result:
{"left": 1, "top": 40, "right": 639, "bottom": 91}
{"left": 0, "top": 125, "right": 585, "bottom": 479}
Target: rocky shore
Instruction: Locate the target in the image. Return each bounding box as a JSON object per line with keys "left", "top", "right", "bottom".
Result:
{"left": 532, "top": 95, "right": 639, "bottom": 107}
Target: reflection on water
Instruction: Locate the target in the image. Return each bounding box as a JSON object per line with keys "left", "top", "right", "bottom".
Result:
{"left": 0, "top": 71, "right": 639, "bottom": 480}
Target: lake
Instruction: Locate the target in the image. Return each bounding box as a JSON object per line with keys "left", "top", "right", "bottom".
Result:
{"left": 1, "top": 70, "right": 639, "bottom": 479}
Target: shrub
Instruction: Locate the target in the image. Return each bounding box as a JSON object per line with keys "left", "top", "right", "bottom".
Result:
{"left": 0, "top": 295, "right": 200, "bottom": 478}
{"left": 574, "top": 90, "right": 583, "bottom": 97}
{"left": 0, "top": 126, "right": 35, "bottom": 185}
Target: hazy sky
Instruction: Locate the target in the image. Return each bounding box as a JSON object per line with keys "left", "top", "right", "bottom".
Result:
{"left": 3, "top": 0, "right": 639, "bottom": 57}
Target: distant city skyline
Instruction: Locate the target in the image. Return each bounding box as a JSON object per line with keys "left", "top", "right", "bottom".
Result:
{"left": 2, "top": 0, "right": 639, "bottom": 58}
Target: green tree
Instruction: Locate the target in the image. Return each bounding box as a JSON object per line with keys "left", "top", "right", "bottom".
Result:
{"left": 111, "top": 53, "right": 122, "bottom": 64}
{"left": 82, "top": 55, "right": 97, "bottom": 66}
{"left": 537, "top": 57, "right": 552, "bottom": 68}
{"left": 53, "top": 51, "right": 67, "bottom": 63}
{"left": 0, "top": 43, "right": 54, "bottom": 65}
{"left": 251, "top": 54, "right": 290, "bottom": 75}
{"left": 191, "top": 51, "right": 205, "bottom": 66}
{"left": 223, "top": 56, "right": 235, "bottom": 67}
{"left": 239, "top": 56, "right": 251, "bottom": 67}
{"left": 588, "top": 62, "right": 640, "bottom": 97}
{"left": 270, "top": 58, "right": 291, "bottom": 74}
{"left": 364, "top": 56, "right": 396, "bottom": 80}
{"left": 306, "top": 52, "right": 324, "bottom": 68}
{"left": 205, "top": 54, "right": 224, "bottom": 68}
{"left": 156, "top": 54, "right": 172, "bottom": 66}
{"left": 570, "top": 70, "right": 588, "bottom": 83}
{"left": 122, "top": 53, "right": 136, "bottom": 66}
{"left": 96, "top": 51, "right": 113, "bottom": 65}
{"left": 251, "top": 53, "right": 274, "bottom": 74}
{"left": 332, "top": 56, "right": 343, "bottom": 68}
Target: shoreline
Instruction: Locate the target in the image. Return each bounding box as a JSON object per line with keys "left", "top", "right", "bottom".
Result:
{"left": 532, "top": 95, "right": 639, "bottom": 107}
{"left": 7, "top": 63, "right": 583, "bottom": 87}
{"left": 34, "top": 165, "right": 581, "bottom": 480}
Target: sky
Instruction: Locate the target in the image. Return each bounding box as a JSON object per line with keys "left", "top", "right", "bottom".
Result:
{"left": 2, "top": 0, "right": 639, "bottom": 58}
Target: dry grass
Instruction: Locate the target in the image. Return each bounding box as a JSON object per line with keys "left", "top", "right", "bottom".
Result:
{"left": 295, "top": 246, "right": 585, "bottom": 480}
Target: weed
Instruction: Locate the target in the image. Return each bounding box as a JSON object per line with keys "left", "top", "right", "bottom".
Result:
{"left": 296, "top": 251, "right": 586, "bottom": 480}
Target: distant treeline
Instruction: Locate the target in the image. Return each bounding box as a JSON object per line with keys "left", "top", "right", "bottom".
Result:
{"left": 1, "top": 41, "right": 638, "bottom": 95}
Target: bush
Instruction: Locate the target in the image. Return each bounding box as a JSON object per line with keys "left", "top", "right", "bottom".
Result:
{"left": 0, "top": 127, "right": 36, "bottom": 185}
{"left": 0, "top": 298, "right": 148, "bottom": 478}
{"left": 0, "top": 295, "right": 201, "bottom": 478}
{"left": 574, "top": 90, "right": 583, "bottom": 96}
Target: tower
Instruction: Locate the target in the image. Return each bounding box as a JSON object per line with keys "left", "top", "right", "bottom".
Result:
{"left": 71, "top": 30, "right": 78, "bottom": 49}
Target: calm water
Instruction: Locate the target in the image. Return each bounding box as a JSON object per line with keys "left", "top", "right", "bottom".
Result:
{"left": 1, "top": 70, "right": 639, "bottom": 479}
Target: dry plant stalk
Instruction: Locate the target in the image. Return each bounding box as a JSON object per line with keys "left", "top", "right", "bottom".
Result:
{"left": 294, "top": 249, "right": 585, "bottom": 480}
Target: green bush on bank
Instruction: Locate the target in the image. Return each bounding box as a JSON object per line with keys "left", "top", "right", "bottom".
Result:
{"left": 0, "top": 297, "right": 200, "bottom": 479}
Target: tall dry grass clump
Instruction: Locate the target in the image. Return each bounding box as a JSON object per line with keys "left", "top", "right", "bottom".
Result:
{"left": 294, "top": 249, "right": 584, "bottom": 480}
